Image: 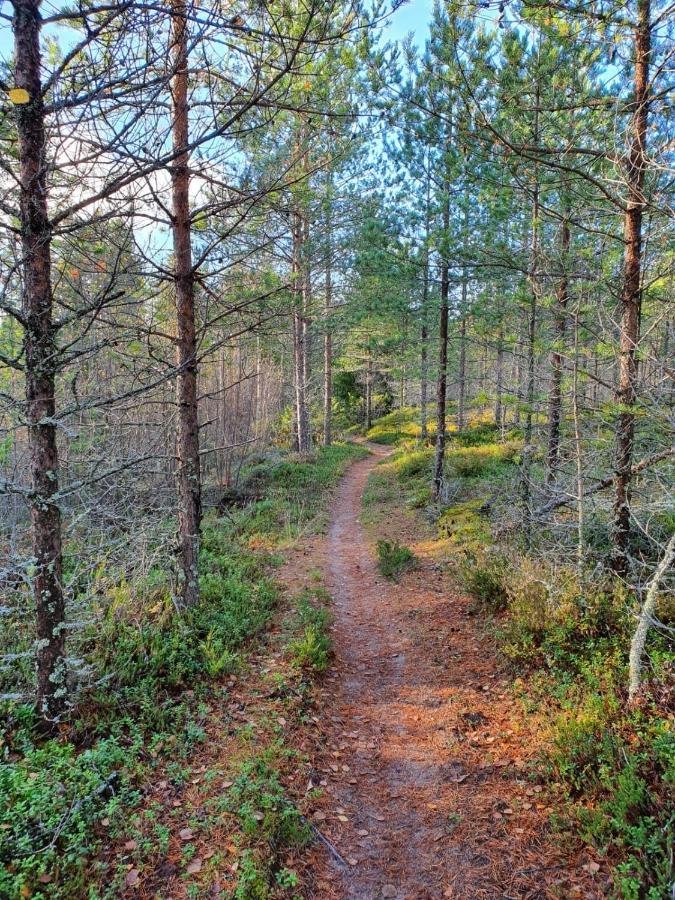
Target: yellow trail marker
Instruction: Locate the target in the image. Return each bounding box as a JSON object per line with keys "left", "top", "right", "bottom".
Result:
{"left": 8, "top": 88, "right": 30, "bottom": 104}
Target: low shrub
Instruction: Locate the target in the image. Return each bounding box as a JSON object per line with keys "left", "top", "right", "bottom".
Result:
{"left": 446, "top": 441, "right": 520, "bottom": 478}
{"left": 287, "top": 594, "right": 332, "bottom": 673}
{"left": 376, "top": 539, "right": 418, "bottom": 580}
{"left": 454, "top": 423, "right": 499, "bottom": 447}
{"left": 0, "top": 736, "right": 137, "bottom": 898}
{"left": 366, "top": 406, "right": 434, "bottom": 445}
{"left": 460, "top": 551, "right": 509, "bottom": 612}
{"left": 439, "top": 500, "right": 492, "bottom": 551}
{"left": 222, "top": 747, "right": 311, "bottom": 897}
{"left": 543, "top": 675, "right": 674, "bottom": 898}
{"left": 391, "top": 448, "right": 434, "bottom": 480}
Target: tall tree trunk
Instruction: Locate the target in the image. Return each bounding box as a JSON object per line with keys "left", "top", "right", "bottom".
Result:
{"left": 521, "top": 78, "right": 541, "bottom": 548}
{"left": 457, "top": 312, "right": 467, "bottom": 432}
{"left": 546, "top": 211, "right": 571, "bottom": 484}
{"left": 495, "top": 314, "right": 504, "bottom": 432}
{"left": 457, "top": 192, "right": 470, "bottom": 433}
{"left": 420, "top": 323, "right": 429, "bottom": 439}
{"left": 611, "top": 0, "right": 651, "bottom": 576}
{"left": 292, "top": 210, "right": 311, "bottom": 452}
{"left": 365, "top": 348, "right": 373, "bottom": 431}
{"left": 572, "top": 309, "right": 585, "bottom": 572}
{"left": 433, "top": 187, "right": 451, "bottom": 500}
{"left": 323, "top": 168, "right": 333, "bottom": 447}
{"left": 302, "top": 212, "right": 311, "bottom": 401}
{"left": 420, "top": 169, "right": 431, "bottom": 441}
{"left": 171, "top": 0, "right": 201, "bottom": 608}
{"left": 14, "top": 0, "right": 66, "bottom": 729}
{"left": 514, "top": 338, "right": 522, "bottom": 426}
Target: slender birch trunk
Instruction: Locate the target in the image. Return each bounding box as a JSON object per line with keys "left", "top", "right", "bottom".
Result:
{"left": 628, "top": 533, "right": 675, "bottom": 702}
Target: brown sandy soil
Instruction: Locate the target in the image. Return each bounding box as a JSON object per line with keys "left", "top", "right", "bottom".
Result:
{"left": 296, "top": 445, "right": 607, "bottom": 900}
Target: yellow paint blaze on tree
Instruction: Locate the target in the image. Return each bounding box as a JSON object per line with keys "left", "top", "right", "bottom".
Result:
{"left": 8, "top": 88, "right": 30, "bottom": 104}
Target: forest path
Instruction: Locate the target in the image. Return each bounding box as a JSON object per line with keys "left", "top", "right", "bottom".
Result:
{"left": 302, "top": 444, "right": 601, "bottom": 899}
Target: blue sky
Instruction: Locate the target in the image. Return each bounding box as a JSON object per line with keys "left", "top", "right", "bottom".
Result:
{"left": 386, "top": 0, "right": 434, "bottom": 48}
{"left": 0, "top": 3, "right": 431, "bottom": 71}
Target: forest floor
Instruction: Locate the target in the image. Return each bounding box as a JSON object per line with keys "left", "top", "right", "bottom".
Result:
{"left": 99, "top": 441, "right": 610, "bottom": 899}
{"left": 287, "top": 443, "right": 605, "bottom": 899}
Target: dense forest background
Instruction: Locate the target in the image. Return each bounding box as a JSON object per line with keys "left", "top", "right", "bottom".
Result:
{"left": 0, "top": 0, "right": 672, "bottom": 896}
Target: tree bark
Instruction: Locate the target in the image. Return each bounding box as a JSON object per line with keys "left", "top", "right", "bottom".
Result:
{"left": 292, "top": 209, "right": 312, "bottom": 452}
{"left": 572, "top": 309, "right": 585, "bottom": 571}
{"left": 546, "top": 212, "right": 570, "bottom": 485}
{"left": 457, "top": 193, "right": 470, "bottom": 433}
{"left": 521, "top": 77, "right": 541, "bottom": 547}
{"left": 323, "top": 168, "right": 333, "bottom": 447}
{"left": 420, "top": 171, "right": 431, "bottom": 441}
{"left": 611, "top": 0, "right": 651, "bottom": 577}
{"left": 14, "top": 0, "right": 67, "bottom": 729}
{"left": 457, "top": 313, "right": 467, "bottom": 432}
{"left": 302, "top": 211, "right": 312, "bottom": 403}
{"left": 171, "top": 0, "right": 201, "bottom": 608}
{"left": 628, "top": 532, "right": 675, "bottom": 702}
{"left": 433, "top": 187, "right": 451, "bottom": 500}
{"left": 495, "top": 313, "right": 504, "bottom": 432}
{"left": 365, "top": 348, "right": 373, "bottom": 431}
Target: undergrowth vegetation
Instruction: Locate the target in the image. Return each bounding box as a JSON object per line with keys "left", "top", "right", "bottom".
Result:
{"left": 0, "top": 442, "right": 364, "bottom": 899}
{"left": 365, "top": 408, "right": 673, "bottom": 899}
{"left": 376, "top": 539, "right": 418, "bottom": 580}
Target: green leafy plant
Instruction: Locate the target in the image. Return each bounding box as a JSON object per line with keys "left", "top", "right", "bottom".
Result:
{"left": 200, "top": 630, "right": 240, "bottom": 678}
{"left": 287, "top": 594, "right": 332, "bottom": 673}
{"left": 376, "top": 539, "right": 418, "bottom": 580}
{"left": 460, "top": 552, "right": 509, "bottom": 612}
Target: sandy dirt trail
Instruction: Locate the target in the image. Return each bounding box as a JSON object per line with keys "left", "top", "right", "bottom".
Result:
{"left": 305, "top": 445, "right": 601, "bottom": 900}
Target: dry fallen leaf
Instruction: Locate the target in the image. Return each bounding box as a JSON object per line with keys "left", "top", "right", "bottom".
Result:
{"left": 179, "top": 828, "right": 194, "bottom": 841}
{"left": 124, "top": 840, "right": 137, "bottom": 851}
{"left": 126, "top": 869, "right": 140, "bottom": 887}
{"left": 186, "top": 858, "right": 202, "bottom": 875}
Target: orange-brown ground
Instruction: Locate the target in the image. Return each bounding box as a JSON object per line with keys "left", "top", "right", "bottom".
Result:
{"left": 294, "top": 445, "right": 607, "bottom": 899}
{"left": 106, "top": 445, "right": 609, "bottom": 898}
